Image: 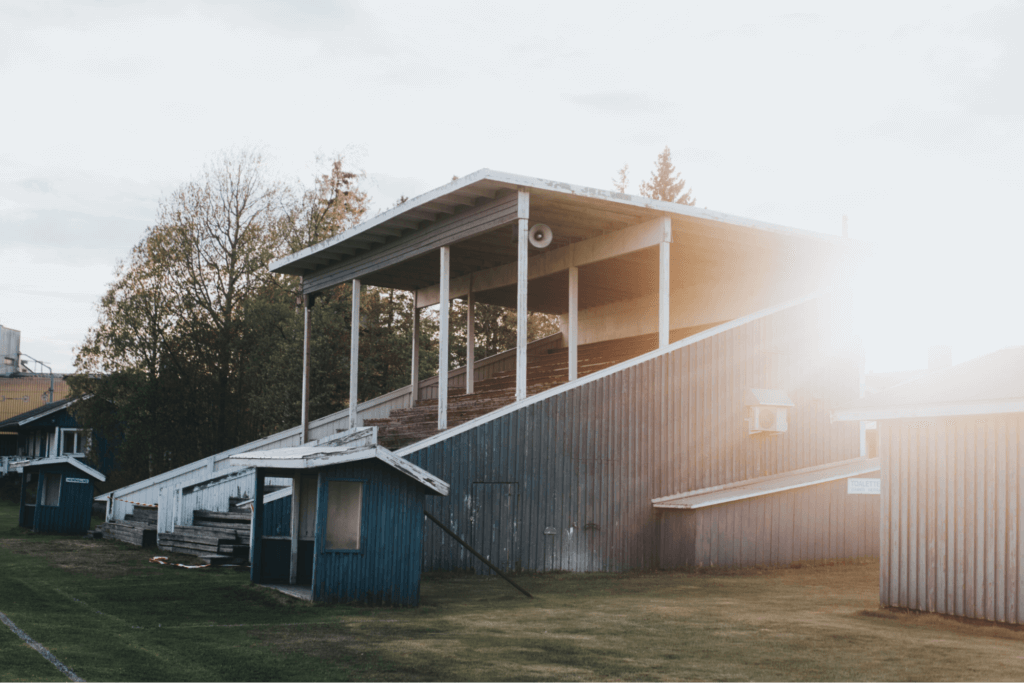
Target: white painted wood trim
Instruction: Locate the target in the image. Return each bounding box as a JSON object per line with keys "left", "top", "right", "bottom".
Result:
{"left": 568, "top": 265, "right": 578, "bottom": 382}
{"left": 659, "top": 239, "right": 670, "bottom": 348}
{"left": 832, "top": 399, "right": 1024, "bottom": 423}
{"left": 349, "top": 279, "right": 361, "bottom": 430}
{"left": 289, "top": 474, "right": 300, "bottom": 585}
{"left": 301, "top": 294, "right": 312, "bottom": 444}
{"left": 438, "top": 246, "right": 450, "bottom": 430}
{"left": 516, "top": 190, "right": 529, "bottom": 402}
{"left": 415, "top": 215, "right": 672, "bottom": 307}
{"left": 394, "top": 290, "right": 825, "bottom": 457}
{"left": 411, "top": 291, "right": 420, "bottom": 401}
{"left": 466, "top": 282, "right": 475, "bottom": 395}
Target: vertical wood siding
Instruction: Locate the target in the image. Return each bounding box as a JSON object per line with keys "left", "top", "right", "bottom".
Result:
{"left": 880, "top": 413, "right": 1024, "bottom": 624}
{"left": 28, "top": 463, "right": 95, "bottom": 535}
{"left": 298, "top": 461, "right": 426, "bottom": 606}
{"left": 408, "top": 297, "right": 862, "bottom": 573}
{"left": 659, "top": 478, "right": 879, "bottom": 569}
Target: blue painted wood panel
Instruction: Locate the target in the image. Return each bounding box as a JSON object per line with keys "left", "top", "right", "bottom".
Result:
{"left": 21, "top": 463, "right": 95, "bottom": 535}
{"left": 407, "top": 297, "right": 863, "bottom": 573}
{"left": 264, "top": 496, "right": 291, "bottom": 537}
{"left": 312, "top": 460, "right": 426, "bottom": 606}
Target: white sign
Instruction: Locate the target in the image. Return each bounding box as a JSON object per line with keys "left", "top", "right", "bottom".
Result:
{"left": 65, "top": 477, "right": 90, "bottom": 484}
{"left": 847, "top": 478, "right": 880, "bottom": 495}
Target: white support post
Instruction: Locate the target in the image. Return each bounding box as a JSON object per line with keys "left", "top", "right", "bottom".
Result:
{"left": 411, "top": 291, "right": 420, "bottom": 406}
{"left": 516, "top": 190, "right": 529, "bottom": 402}
{"left": 658, "top": 218, "right": 672, "bottom": 348}
{"left": 438, "top": 247, "right": 451, "bottom": 430}
{"left": 289, "top": 475, "right": 301, "bottom": 585}
{"left": 466, "top": 281, "right": 475, "bottom": 396}
{"left": 568, "top": 265, "right": 579, "bottom": 382}
{"left": 348, "top": 279, "right": 361, "bottom": 430}
{"left": 301, "top": 293, "right": 312, "bottom": 444}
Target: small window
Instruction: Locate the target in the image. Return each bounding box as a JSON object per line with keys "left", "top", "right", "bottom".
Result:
{"left": 40, "top": 473, "right": 61, "bottom": 507}
{"left": 62, "top": 430, "right": 88, "bottom": 456}
{"left": 325, "top": 481, "right": 363, "bottom": 551}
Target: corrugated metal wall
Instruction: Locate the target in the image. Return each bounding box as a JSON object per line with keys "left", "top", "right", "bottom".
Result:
{"left": 407, "top": 297, "right": 862, "bottom": 573}
{"left": 880, "top": 414, "right": 1024, "bottom": 624}
{"left": 28, "top": 463, "right": 95, "bottom": 535}
{"left": 660, "top": 478, "right": 879, "bottom": 569}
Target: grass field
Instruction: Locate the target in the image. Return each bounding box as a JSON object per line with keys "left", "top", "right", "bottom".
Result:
{"left": 3, "top": 500, "right": 1024, "bottom": 682}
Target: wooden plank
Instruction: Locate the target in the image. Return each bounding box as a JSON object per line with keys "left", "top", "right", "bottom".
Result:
{"left": 300, "top": 294, "right": 313, "bottom": 444}
{"left": 410, "top": 292, "right": 420, "bottom": 399}
{"left": 466, "top": 283, "right": 475, "bottom": 395}
{"left": 349, "top": 279, "right": 360, "bottom": 430}
{"left": 898, "top": 421, "right": 909, "bottom": 608}
{"left": 515, "top": 191, "right": 529, "bottom": 402}
{"left": 936, "top": 419, "right": 948, "bottom": 615}
{"left": 955, "top": 418, "right": 966, "bottom": 617}
{"left": 568, "top": 266, "right": 578, "bottom": 382}
{"left": 659, "top": 238, "right": 670, "bottom": 348}
{"left": 986, "top": 417, "right": 997, "bottom": 621}
{"left": 438, "top": 248, "right": 450, "bottom": 430}
{"left": 289, "top": 475, "right": 300, "bottom": 585}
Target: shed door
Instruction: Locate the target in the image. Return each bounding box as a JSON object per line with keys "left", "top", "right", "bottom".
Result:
{"left": 470, "top": 483, "right": 519, "bottom": 574}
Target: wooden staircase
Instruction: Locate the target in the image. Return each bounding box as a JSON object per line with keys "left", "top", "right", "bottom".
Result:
{"left": 366, "top": 326, "right": 717, "bottom": 449}
{"left": 158, "top": 509, "right": 251, "bottom": 564}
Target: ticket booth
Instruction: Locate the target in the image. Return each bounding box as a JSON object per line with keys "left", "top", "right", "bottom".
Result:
{"left": 16, "top": 456, "right": 106, "bottom": 535}
{"left": 231, "top": 441, "right": 448, "bottom": 606}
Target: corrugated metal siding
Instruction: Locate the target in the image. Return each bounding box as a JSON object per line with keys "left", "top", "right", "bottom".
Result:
{"left": 0, "top": 377, "right": 71, "bottom": 423}
{"left": 310, "top": 460, "right": 426, "bottom": 605}
{"left": 880, "top": 414, "right": 1024, "bottom": 624}
{"left": 28, "top": 463, "right": 94, "bottom": 535}
{"left": 408, "top": 297, "right": 861, "bottom": 573}
{"left": 660, "top": 477, "right": 879, "bottom": 568}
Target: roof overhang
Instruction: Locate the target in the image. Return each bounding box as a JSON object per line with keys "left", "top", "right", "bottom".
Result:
{"left": 652, "top": 458, "right": 879, "bottom": 510}
{"left": 832, "top": 398, "right": 1024, "bottom": 422}
{"left": 229, "top": 444, "right": 449, "bottom": 496}
{"left": 271, "top": 169, "right": 865, "bottom": 313}
{"left": 14, "top": 456, "right": 106, "bottom": 482}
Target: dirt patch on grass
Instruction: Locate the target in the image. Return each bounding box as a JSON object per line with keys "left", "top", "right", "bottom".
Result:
{"left": 858, "top": 608, "right": 1024, "bottom": 641}
{"left": 0, "top": 536, "right": 204, "bottom": 576}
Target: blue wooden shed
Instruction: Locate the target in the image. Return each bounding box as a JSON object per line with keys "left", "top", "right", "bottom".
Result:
{"left": 16, "top": 456, "right": 106, "bottom": 534}
{"left": 230, "top": 435, "right": 449, "bottom": 606}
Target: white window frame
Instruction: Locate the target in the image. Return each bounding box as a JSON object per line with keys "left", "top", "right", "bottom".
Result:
{"left": 39, "top": 472, "right": 61, "bottom": 507}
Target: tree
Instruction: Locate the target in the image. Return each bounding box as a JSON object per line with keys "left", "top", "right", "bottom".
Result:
{"left": 71, "top": 150, "right": 372, "bottom": 485}
{"left": 612, "top": 163, "right": 629, "bottom": 193}
{"left": 638, "top": 146, "right": 695, "bottom": 205}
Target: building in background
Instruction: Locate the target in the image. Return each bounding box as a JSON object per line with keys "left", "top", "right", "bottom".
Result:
{"left": 0, "top": 325, "right": 70, "bottom": 458}
{"left": 834, "top": 346, "right": 1024, "bottom": 625}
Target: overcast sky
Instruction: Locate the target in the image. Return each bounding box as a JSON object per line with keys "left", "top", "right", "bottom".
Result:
{"left": 1, "top": 0, "right": 1021, "bottom": 373}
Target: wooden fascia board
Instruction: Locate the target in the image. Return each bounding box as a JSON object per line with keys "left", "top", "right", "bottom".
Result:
{"left": 16, "top": 455, "right": 105, "bottom": 482}
{"left": 300, "top": 193, "right": 519, "bottom": 295}
{"left": 831, "top": 399, "right": 1024, "bottom": 423}
{"left": 651, "top": 458, "right": 879, "bottom": 510}
{"left": 415, "top": 215, "right": 672, "bottom": 308}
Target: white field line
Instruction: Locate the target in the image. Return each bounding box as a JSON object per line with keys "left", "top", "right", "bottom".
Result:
{"left": 0, "top": 610, "right": 84, "bottom": 682}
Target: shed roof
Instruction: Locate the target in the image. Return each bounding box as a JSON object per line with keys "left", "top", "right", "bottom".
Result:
{"left": 652, "top": 458, "right": 879, "bottom": 510}
{"left": 273, "top": 169, "right": 861, "bottom": 313}
{"left": 0, "top": 395, "right": 79, "bottom": 429}
{"left": 13, "top": 456, "right": 106, "bottom": 482}
{"left": 832, "top": 346, "right": 1024, "bottom": 421}
{"left": 229, "top": 445, "right": 449, "bottom": 496}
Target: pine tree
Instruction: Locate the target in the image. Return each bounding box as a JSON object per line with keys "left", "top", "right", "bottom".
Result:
{"left": 612, "top": 164, "right": 629, "bottom": 193}
{"left": 638, "top": 147, "right": 695, "bottom": 205}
